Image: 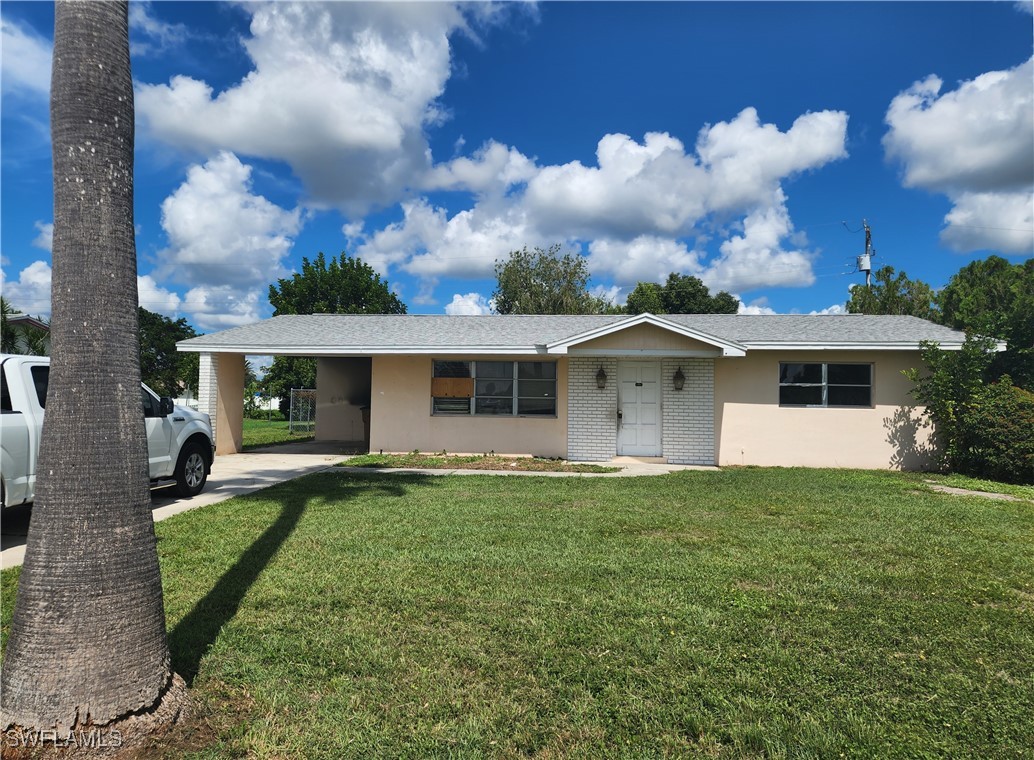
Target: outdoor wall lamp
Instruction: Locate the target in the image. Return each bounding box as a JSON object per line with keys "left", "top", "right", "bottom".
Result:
{"left": 673, "top": 366, "right": 685, "bottom": 391}
{"left": 596, "top": 366, "right": 608, "bottom": 390}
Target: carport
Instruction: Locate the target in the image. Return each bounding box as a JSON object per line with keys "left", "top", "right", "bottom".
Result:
{"left": 184, "top": 349, "right": 372, "bottom": 456}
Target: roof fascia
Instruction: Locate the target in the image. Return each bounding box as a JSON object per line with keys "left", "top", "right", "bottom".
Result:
{"left": 568, "top": 348, "right": 724, "bottom": 358}
{"left": 177, "top": 344, "right": 552, "bottom": 356}
{"left": 742, "top": 341, "right": 982, "bottom": 351}
{"left": 545, "top": 312, "right": 747, "bottom": 356}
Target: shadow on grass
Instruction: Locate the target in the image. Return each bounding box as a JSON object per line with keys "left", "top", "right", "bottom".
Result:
{"left": 168, "top": 473, "right": 432, "bottom": 685}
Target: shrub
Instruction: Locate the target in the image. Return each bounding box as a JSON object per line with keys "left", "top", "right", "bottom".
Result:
{"left": 955, "top": 380, "right": 1034, "bottom": 484}
{"left": 907, "top": 336, "right": 1034, "bottom": 484}
{"left": 905, "top": 336, "right": 997, "bottom": 471}
{"left": 246, "top": 409, "right": 285, "bottom": 422}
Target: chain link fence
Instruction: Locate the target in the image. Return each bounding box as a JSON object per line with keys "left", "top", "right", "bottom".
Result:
{"left": 289, "top": 388, "right": 317, "bottom": 435}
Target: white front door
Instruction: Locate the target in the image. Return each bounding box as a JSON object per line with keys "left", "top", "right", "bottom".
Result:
{"left": 617, "top": 361, "right": 661, "bottom": 456}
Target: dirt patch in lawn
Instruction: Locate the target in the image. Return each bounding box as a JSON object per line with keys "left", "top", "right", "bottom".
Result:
{"left": 342, "top": 452, "right": 620, "bottom": 473}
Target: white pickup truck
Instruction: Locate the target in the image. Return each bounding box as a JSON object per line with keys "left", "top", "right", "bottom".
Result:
{"left": 1, "top": 354, "right": 215, "bottom": 508}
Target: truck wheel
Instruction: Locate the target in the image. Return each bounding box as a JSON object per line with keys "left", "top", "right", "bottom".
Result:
{"left": 174, "top": 442, "right": 208, "bottom": 497}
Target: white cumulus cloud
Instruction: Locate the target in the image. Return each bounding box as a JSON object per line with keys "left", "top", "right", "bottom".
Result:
{"left": 2, "top": 260, "right": 52, "bottom": 317}
{"left": 354, "top": 108, "right": 847, "bottom": 297}
{"left": 32, "top": 221, "right": 53, "bottom": 252}
{"left": 697, "top": 107, "right": 849, "bottom": 214}
{"left": 587, "top": 236, "right": 703, "bottom": 286}
{"left": 444, "top": 292, "right": 493, "bottom": 315}
{"left": 525, "top": 131, "right": 710, "bottom": 239}
{"left": 156, "top": 151, "right": 302, "bottom": 328}
{"left": 137, "top": 275, "right": 182, "bottom": 316}
{"left": 0, "top": 18, "right": 51, "bottom": 97}
{"left": 129, "top": 2, "right": 190, "bottom": 57}
{"left": 809, "top": 303, "right": 847, "bottom": 316}
{"left": 884, "top": 57, "right": 1034, "bottom": 254}
{"left": 354, "top": 198, "right": 535, "bottom": 280}
{"left": 134, "top": 1, "right": 849, "bottom": 301}
{"left": 704, "top": 196, "right": 815, "bottom": 292}
{"left": 941, "top": 191, "right": 1034, "bottom": 253}
{"left": 182, "top": 285, "right": 263, "bottom": 332}
{"left": 136, "top": 2, "right": 495, "bottom": 214}
{"left": 158, "top": 152, "right": 301, "bottom": 288}
{"left": 738, "top": 300, "right": 777, "bottom": 315}
{"left": 422, "top": 140, "right": 538, "bottom": 196}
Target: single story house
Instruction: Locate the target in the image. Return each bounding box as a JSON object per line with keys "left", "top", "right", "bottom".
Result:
{"left": 177, "top": 312, "right": 976, "bottom": 470}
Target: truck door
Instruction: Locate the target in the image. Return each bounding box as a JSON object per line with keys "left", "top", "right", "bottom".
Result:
{"left": 24, "top": 363, "right": 48, "bottom": 499}
{"left": 1, "top": 364, "right": 32, "bottom": 505}
{"left": 142, "top": 387, "right": 174, "bottom": 479}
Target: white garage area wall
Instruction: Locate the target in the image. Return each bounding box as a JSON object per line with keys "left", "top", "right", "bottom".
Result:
{"left": 315, "top": 357, "right": 372, "bottom": 443}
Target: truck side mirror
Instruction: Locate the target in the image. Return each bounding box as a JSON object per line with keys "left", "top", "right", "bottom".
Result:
{"left": 159, "top": 397, "right": 175, "bottom": 417}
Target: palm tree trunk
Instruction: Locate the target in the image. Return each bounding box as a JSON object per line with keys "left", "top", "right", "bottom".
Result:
{"left": 2, "top": 0, "right": 174, "bottom": 731}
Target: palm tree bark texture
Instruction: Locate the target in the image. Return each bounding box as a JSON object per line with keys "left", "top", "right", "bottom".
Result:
{"left": 2, "top": 1, "right": 179, "bottom": 733}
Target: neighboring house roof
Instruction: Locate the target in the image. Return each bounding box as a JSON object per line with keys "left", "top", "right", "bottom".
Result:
{"left": 177, "top": 313, "right": 972, "bottom": 356}
{"left": 6, "top": 314, "right": 50, "bottom": 332}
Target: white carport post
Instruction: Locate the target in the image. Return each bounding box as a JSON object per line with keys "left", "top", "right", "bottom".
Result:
{"left": 198, "top": 351, "right": 245, "bottom": 455}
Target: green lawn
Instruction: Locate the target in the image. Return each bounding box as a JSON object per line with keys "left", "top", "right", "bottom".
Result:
{"left": 241, "top": 417, "right": 314, "bottom": 450}
{"left": 3, "top": 469, "right": 1032, "bottom": 757}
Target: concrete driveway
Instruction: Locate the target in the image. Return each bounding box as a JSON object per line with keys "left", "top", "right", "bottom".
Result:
{"left": 1, "top": 442, "right": 355, "bottom": 570}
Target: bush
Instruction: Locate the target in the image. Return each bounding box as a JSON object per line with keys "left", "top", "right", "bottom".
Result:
{"left": 246, "top": 408, "right": 285, "bottom": 422}
{"left": 955, "top": 380, "right": 1034, "bottom": 484}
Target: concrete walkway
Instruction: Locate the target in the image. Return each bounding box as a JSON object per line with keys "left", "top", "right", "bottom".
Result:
{"left": 923, "top": 480, "right": 1032, "bottom": 503}
{"left": 1, "top": 444, "right": 711, "bottom": 569}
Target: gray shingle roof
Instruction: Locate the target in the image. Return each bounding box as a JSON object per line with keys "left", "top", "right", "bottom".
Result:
{"left": 662, "top": 314, "right": 967, "bottom": 345}
{"left": 178, "top": 313, "right": 969, "bottom": 355}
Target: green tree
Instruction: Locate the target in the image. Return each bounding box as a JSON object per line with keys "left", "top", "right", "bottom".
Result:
{"left": 2, "top": 0, "right": 183, "bottom": 733}
{"left": 625, "top": 273, "right": 739, "bottom": 314}
{"left": 493, "top": 244, "right": 608, "bottom": 314}
{"left": 17, "top": 321, "right": 50, "bottom": 356}
{"left": 625, "top": 282, "right": 665, "bottom": 315}
{"left": 0, "top": 296, "right": 14, "bottom": 351}
{"left": 269, "top": 252, "right": 406, "bottom": 316}
{"left": 936, "top": 256, "right": 1033, "bottom": 389}
{"left": 138, "top": 306, "right": 199, "bottom": 397}
{"left": 0, "top": 296, "right": 50, "bottom": 355}
{"left": 264, "top": 253, "right": 406, "bottom": 411}
{"left": 846, "top": 265, "right": 938, "bottom": 320}
{"left": 242, "top": 359, "right": 269, "bottom": 419}
{"left": 904, "top": 335, "right": 998, "bottom": 473}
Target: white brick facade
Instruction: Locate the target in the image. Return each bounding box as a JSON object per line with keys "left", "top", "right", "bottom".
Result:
{"left": 567, "top": 357, "right": 619, "bottom": 461}
{"left": 198, "top": 352, "right": 219, "bottom": 446}
{"left": 567, "top": 356, "right": 715, "bottom": 464}
{"left": 660, "top": 358, "right": 715, "bottom": 465}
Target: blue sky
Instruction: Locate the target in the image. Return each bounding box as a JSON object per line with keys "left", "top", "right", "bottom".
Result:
{"left": 2, "top": 1, "right": 1032, "bottom": 333}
